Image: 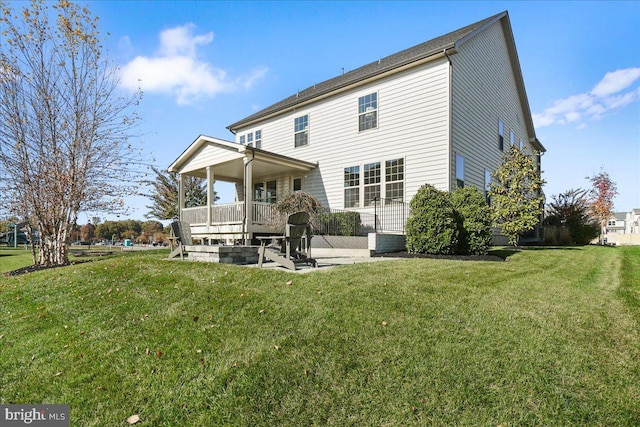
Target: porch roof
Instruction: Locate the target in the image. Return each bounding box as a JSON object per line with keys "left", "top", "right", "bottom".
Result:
{"left": 168, "top": 134, "right": 317, "bottom": 181}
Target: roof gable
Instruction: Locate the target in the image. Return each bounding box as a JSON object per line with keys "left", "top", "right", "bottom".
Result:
{"left": 228, "top": 11, "right": 508, "bottom": 131}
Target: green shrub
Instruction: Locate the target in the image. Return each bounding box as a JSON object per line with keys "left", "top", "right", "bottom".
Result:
{"left": 317, "top": 211, "right": 361, "bottom": 236}
{"left": 406, "top": 184, "right": 459, "bottom": 255}
{"left": 451, "top": 187, "right": 492, "bottom": 255}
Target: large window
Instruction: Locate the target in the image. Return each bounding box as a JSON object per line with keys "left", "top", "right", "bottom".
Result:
{"left": 239, "top": 135, "right": 246, "bottom": 145}
{"left": 343, "top": 158, "right": 404, "bottom": 208}
{"left": 385, "top": 158, "right": 404, "bottom": 202}
{"left": 294, "top": 115, "right": 309, "bottom": 147}
{"left": 363, "top": 162, "right": 381, "bottom": 206}
{"left": 455, "top": 154, "right": 465, "bottom": 188}
{"left": 247, "top": 132, "right": 254, "bottom": 147}
{"left": 344, "top": 166, "right": 360, "bottom": 208}
{"left": 358, "top": 92, "right": 378, "bottom": 131}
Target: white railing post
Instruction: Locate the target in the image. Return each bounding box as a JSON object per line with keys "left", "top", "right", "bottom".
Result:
{"left": 206, "top": 166, "right": 214, "bottom": 226}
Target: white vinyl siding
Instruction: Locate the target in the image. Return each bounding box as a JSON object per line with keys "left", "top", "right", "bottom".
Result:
{"left": 234, "top": 58, "right": 450, "bottom": 210}
{"left": 451, "top": 20, "right": 532, "bottom": 193}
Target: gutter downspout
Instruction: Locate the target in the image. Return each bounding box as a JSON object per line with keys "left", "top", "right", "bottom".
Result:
{"left": 243, "top": 147, "right": 256, "bottom": 245}
{"left": 444, "top": 48, "right": 454, "bottom": 191}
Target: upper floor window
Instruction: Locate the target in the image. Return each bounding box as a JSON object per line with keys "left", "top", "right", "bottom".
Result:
{"left": 294, "top": 115, "right": 309, "bottom": 147}
{"left": 608, "top": 220, "right": 616, "bottom": 226}
{"left": 255, "top": 130, "right": 262, "bottom": 149}
{"left": 358, "top": 92, "right": 378, "bottom": 131}
{"left": 363, "top": 162, "right": 381, "bottom": 206}
{"left": 247, "top": 132, "right": 254, "bottom": 147}
{"left": 498, "top": 120, "right": 504, "bottom": 151}
{"left": 239, "top": 135, "right": 246, "bottom": 145}
{"left": 510, "top": 130, "right": 515, "bottom": 146}
{"left": 455, "top": 154, "right": 465, "bottom": 188}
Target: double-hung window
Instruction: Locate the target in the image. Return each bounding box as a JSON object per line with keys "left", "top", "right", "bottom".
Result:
{"left": 358, "top": 93, "right": 378, "bottom": 131}
{"left": 239, "top": 135, "right": 246, "bottom": 145}
{"left": 247, "top": 132, "right": 254, "bottom": 147}
{"left": 344, "top": 166, "right": 360, "bottom": 208}
{"left": 385, "top": 158, "right": 404, "bottom": 202}
{"left": 294, "top": 115, "right": 309, "bottom": 147}
{"left": 363, "top": 162, "right": 381, "bottom": 206}
{"left": 255, "top": 130, "right": 262, "bottom": 149}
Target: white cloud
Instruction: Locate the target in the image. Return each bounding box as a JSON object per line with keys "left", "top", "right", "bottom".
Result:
{"left": 534, "top": 67, "right": 640, "bottom": 129}
{"left": 591, "top": 68, "right": 640, "bottom": 97}
{"left": 120, "top": 24, "right": 267, "bottom": 105}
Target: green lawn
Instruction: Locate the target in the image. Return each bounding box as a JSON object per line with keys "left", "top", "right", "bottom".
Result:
{"left": 1, "top": 246, "right": 638, "bottom": 426}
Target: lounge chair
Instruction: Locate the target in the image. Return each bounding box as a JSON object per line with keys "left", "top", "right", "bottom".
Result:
{"left": 257, "top": 211, "right": 317, "bottom": 270}
{"left": 168, "top": 220, "right": 192, "bottom": 260}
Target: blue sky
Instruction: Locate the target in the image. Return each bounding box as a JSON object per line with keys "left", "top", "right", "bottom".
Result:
{"left": 20, "top": 1, "right": 640, "bottom": 220}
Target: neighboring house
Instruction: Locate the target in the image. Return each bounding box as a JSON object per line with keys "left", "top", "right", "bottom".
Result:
{"left": 169, "top": 10, "right": 545, "bottom": 245}
{"left": 605, "top": 209, "right": 640, "bottom": 245}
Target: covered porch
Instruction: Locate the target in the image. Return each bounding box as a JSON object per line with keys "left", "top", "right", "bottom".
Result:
{"left": 168, "top": 135, "right": 317, "bottom": 243}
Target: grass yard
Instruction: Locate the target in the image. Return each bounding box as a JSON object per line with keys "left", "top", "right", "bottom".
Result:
{"left": 1, "top": 246, "right": 638, "bottom": 426}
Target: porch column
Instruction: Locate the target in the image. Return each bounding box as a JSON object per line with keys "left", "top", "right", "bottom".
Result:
{"left": 206, "top": 166, "right": 214, "bottom": 226}
{"left": 243, "top": 155, "right": 253, "bottom": 245}
{"left": 178, "top": 173, "right": 185, "bottom": 221}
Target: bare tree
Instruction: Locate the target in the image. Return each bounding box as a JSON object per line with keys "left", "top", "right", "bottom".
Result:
{"left": 0, "top": 0, "right": 143, "bottom": 265}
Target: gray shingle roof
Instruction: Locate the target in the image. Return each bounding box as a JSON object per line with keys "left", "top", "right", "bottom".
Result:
{"left": 228, "top": 11, "right": 507, "bottom": 131}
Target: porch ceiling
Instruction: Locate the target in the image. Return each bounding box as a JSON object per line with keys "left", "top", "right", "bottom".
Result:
{"left": 173, "top": 135, "right": 317, "bottom": 181}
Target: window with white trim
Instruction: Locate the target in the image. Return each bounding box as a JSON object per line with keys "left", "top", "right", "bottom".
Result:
{"left": 293, "top": 177, "right": 302, "bottom": 192}
{"left": 255, "top": 130, "right": 262, "bottom": 149}
{"left": 498, "top": 120, "right": 504, "bottom": 151}
{"left": 344, "top": 166, "right": 360, "bottom": 208}
{"left": 385, "top": 158, "right": 404, "bottom": 202}
{"left": 247, "top": 132, "right": 254, "bottom": 147}
{"left": 358, "top": 92, "right": 378, "bottom": 131}
{"left": 363, "top": 162, "right": 381, "bottom": 206}
{"left": 510, "top": 130, "right": 515, "bottom": 146}
{"left": 455, "top": 154, "right": 465, "bottom": 188}
{"left": 294, "top": 115, "right": 309, "bottom": 147}
{"left": 239, "top": 135, "right": 246, "bottom": 145}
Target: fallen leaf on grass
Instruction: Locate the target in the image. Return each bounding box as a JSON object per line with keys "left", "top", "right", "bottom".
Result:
{"left": 126, "top": 414, "right": 140, "bottom": 424}
{"left": 156, "top": 350, "right": 162, "bottom": 358}
{"left": 259, "top": 309, "right": 266, "bottom": 314}
{"left": 274, "top": 345, "right": 280, "bottom": 351}
{"left": 381, "top": 321, "right": 388, "bottom": 327}
{"left": 286, "top": 280, "right": 293, "bottom": 285}
{"left": 53, "top": 372, "right": 63, "bottom": 377}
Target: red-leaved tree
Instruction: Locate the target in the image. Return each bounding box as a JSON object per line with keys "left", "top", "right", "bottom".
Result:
{"left": 587, "top": 171, "right": 618, "bottom": 244}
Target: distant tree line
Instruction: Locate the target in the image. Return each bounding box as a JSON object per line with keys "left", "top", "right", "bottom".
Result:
{"left": 69, "top": 219, "right": 166, "bottom": 244}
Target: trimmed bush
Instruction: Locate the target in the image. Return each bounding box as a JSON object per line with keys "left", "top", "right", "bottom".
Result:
{"left": 406, "top": 184, "right": 459, "bottom": 255}
{"left": 451, "top": 187, "right": 492, "bottom": 255}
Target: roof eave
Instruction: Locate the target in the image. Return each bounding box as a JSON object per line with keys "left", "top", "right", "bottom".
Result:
{"left": 227, "top": 47, "right": 456, "bottom": 132}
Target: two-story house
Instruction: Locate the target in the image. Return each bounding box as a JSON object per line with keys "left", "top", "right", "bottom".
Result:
{"left": 168, "top": 10, "right": 545, "bottom": 247}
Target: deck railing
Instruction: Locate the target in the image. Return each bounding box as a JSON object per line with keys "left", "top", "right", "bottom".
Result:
{"left": 182, "top": 202, "right": 276, "bottom": 226}
{"left": 181, "top": 198, "right": 408, "bottom": 235}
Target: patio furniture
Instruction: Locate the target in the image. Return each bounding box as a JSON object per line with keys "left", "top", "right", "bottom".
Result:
{"left": 168, "top": 220, "right": 192, "bottom": 260}
{"left": 257, "top": 211, "right": 317, "bottom": 271}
